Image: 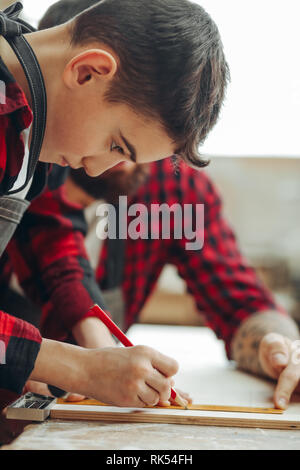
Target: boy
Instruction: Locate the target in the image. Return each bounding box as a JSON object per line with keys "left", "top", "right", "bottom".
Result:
{"left": 26, "top": 0, "right": 300, "bottom": 410}
{"left": 0, "top": 0, "right": 228, "bottom": 406}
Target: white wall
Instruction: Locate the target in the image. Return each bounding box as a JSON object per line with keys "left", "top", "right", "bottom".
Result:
{"left": 198, "top": 0, "right": 300, "bottom": 158}
{"left": 21, "top": 0, "right": 300, "bottom": 157}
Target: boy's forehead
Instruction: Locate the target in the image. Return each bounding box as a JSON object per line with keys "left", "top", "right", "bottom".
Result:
{"left": 124, "top": 124, "right": 175, "bottom": 163}
{"left": 117, "top": 107, "right": 175, "bottom": 163}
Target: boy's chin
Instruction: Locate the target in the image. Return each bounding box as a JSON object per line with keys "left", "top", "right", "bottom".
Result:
{"left": 38, "top": 152, "right": 64, "bottom": 166}
{"left": 38, "top": 150, "right": 53, "bottom": 164}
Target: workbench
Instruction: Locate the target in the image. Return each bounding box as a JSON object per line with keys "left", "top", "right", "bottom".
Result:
{"left": 2, "top": 325, "right": 300, "bottom": 450}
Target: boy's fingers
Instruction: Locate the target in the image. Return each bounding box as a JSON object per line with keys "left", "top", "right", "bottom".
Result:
{"left": 274, "top": 365, "right": 300, "bottom": 409}
{"left": 146, "top": 372, "right": 173, "bottom": 403}
{"left": 158, "top": 400, "right": 171, "bottom": 407}
{"left": 151, "top": 351, "right": 179, "bottom": 378}
{"left": 172, "top": 388, "right": 193, "bottom": 404}
{"left": 138, "top": 384, "right": 160, "bottom": 407}
{"left": 24, "top": 380, "right": 53, "bottom": 397}
{"left": 170, "top": 395, "right": 189, "bottom": 407}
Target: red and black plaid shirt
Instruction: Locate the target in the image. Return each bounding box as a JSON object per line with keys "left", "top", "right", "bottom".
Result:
{"left": 0, "top": 57, "right": 33, "bottom": 195}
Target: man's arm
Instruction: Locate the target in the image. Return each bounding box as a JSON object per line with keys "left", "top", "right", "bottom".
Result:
{"left": 164, "top": 160, "right": 283, "bottom": 355}
{"left": 231, "top": 310, "right": 300, "bottom": 408}
{"left": 161, "top": 160, "right": 300, "bottom": 408}
{"left": 72, "top": 316, "right": 116, "bottom": 349}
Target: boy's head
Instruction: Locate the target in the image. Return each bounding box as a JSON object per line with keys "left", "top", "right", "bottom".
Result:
{"left": 38, "top": 0, "right": 229, "bottom": 176}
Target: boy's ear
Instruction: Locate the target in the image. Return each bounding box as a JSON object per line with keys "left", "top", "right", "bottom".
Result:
{"left": 63, "top": 49, "right": 118, "bottom": 88}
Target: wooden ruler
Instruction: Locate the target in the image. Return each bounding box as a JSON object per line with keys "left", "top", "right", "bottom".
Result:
{"left": 57, "top": 398, "right": 283, "bottom": 414}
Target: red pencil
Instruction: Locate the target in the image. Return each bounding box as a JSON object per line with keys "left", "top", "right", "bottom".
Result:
{"left": 90, "top": 304, "right": 188, "bottom": 408}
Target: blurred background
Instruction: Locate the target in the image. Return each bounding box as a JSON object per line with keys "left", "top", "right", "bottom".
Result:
{"left": 2, "top": 0, "right": 300, "bottom": 326}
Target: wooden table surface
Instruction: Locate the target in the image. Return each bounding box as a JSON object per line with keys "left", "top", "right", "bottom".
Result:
{"left": 3, "top": 325, "right": 300, "bottom": 450}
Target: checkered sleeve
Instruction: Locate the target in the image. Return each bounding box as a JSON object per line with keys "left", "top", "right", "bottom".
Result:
{"left": 0, "top": 311, "right": 41, "bottom": 394}
{"left": 0, "top": 59, "right": 33, "bottom": 196}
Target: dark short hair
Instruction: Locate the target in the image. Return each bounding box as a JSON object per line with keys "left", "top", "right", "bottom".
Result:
{"left": 38, "top": 0, "right": 98, "bottom": 29}
{"left": 39, "top": 0, "right": 229, "bottom": 168}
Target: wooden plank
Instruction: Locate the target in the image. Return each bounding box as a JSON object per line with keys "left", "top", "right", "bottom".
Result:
{"left": 51, "top": 404, "right": 300, "bottom": 430}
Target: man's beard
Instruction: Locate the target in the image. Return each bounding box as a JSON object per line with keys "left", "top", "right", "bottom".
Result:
{"left": 69, "top": 164, "right": 150, "bottom": 205}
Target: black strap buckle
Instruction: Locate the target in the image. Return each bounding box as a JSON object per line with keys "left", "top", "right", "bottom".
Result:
{"left": 0, "top": 1, "right": 48, "bottom": 199}
{"left": 0, "top": 2, "right": 23, "bottom": 39}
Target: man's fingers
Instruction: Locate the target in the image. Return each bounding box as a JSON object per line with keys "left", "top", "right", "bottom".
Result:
{"left": 270, "top": 352, "right": 289, "bottom": 369}
{"left": 65, "top": 393, "right": 86, "bottom": 402}
{"left": 274, "top": 365, "right": 300, "bottom": 409}
{"left": 271, "top": 352, "right": 288, "bottom": 365}
{"left": 260, "top": 333, "right": 290, "bottom": 377}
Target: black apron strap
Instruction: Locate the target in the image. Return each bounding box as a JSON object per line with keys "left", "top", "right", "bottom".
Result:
{"left": 0, "top": 1, "right": 47, "bottom": 196}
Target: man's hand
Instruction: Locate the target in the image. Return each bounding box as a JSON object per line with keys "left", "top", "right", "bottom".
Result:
{"left": 231, "top": 311, "right": 300, "bottom": 410}
{"left": 259, "top": 332, "right": 300, "bottom": 409}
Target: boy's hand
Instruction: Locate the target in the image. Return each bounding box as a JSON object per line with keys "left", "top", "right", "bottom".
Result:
{"left": 84, "top": 345, "right": 179, "bottom": 407}
{"left": 30, "top": 339, "right": 179, "bottom": 408}
{"left": 171, "top": 388, "right": 192, "bottom": 406}
{"left": 259, "top": 333, "right": 300, "bottom": 409}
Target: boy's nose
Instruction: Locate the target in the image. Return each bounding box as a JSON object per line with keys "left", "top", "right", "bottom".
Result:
{"left": 83, "top": 156, "right": 125, "bottom": 177}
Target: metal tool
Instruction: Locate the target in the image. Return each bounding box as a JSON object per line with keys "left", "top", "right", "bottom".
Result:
{"left": 6, "top": 392, "right": 57, "bottom": 421}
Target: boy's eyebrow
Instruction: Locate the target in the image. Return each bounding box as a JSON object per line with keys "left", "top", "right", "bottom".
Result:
{"left": 119, "top": 132, "right": 137, "bottom": 163}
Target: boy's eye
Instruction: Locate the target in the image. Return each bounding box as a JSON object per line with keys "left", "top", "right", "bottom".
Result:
{"left": 111, "top": 141, "right": 125, "bottom": 155}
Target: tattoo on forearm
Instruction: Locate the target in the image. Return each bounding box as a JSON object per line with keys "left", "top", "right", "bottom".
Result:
{"left": 231, "top": 311, "right": 300, "bottom": 377}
